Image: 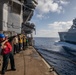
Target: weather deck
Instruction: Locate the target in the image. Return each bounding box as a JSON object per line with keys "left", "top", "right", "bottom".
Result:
{"left": 0, "top": 46, "right": 57, "bottom": 75}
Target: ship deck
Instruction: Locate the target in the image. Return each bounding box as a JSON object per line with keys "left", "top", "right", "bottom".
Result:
{"left": 0, "top": 46, "right": 57, "bottom": 75}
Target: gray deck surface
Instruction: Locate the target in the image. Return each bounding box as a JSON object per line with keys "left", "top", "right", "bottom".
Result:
{"left": 0, "top": 46, "right": 57, "bottom": 75}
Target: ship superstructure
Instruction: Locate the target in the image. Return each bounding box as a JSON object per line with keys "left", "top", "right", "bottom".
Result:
{"left": 0, "top": 0, "right": 23, "bottom": 33}
{"left": 59, "top": 18, "right": 76, "bottom": 44}
{"left": 0, "top": 0, "right": 38, "bottom": 36}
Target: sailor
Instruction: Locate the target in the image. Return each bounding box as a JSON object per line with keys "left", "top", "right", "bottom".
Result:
{"left": 23, "top": 35, "right": 26, "bottom": 50}
{"left": 13, "top": 34, "right": 19, "bottom": 54}
{"left": 0, "top": 33, "right": 16, "bottom": 74}
{"left": 18, "top": 34, "right": 23, "bottom": 51}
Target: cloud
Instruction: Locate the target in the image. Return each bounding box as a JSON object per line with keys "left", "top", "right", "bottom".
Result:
{"left": 37, "top": 0, "right": 62, "bottom": 14}
{"left": 34, "top": 29, "right": 59, "bottom": 37}
{"left": 36, "top": 0, "right": 69, "bottom": 18}
{"left": 59, "top": 0, "right": 69, "bottom": 5}
{"left": 36, "top": 14, "right": 44, "bottom": 19}
{"left": 48, "top": 20, "right": 72, "bottom": 31}
{"left": 36, "top": 14, "right": 50, "bottom": 19}
{"left": 34, "top": 20, "right": 72, "bottom": 37}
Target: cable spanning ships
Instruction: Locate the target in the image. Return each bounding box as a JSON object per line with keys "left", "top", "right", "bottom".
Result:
{"left": 58, "top": 18, "right": 76, "bottom": 44}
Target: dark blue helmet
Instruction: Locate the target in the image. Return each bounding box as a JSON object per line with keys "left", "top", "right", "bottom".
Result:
{"left": 0, "top": 34, "right": 5, "bottom": 38}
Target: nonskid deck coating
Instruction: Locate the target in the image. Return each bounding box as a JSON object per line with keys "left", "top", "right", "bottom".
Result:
{"left": 0, "top": 46, "right": 57, "bottom": 75}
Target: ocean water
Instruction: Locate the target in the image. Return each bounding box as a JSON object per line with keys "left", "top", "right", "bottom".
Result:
{"left": 34, "top": 37, "right": 76, "bottom": 75}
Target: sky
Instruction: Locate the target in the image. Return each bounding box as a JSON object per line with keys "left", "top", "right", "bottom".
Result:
{"left": 31, "top": 0, "right": 76, "bottom": 37}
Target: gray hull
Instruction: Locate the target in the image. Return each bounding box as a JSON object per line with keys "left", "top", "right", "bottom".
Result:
{"left": 59, "top": 32, "right": 76, "bottom": 44}
{"left": 58, "top": 18, "right": 76, "bottom": 44}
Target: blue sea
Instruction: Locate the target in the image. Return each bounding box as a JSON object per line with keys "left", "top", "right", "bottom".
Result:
{"left": 34, "top": 37, "right": 76, "bottom": 75}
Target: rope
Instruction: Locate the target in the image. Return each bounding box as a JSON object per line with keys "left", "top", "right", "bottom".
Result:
{"left": 19, "top": 51, "right": 26, "bottom": 75}
{"left": 22, "top": 51, "right": 26, "bottom": 75}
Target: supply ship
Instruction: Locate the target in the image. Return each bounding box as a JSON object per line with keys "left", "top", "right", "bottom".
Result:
{"left": 58, "top": 18, "right": 76, "bottom": 44}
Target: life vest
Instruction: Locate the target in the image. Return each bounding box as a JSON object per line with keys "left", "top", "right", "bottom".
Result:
{"left": 1, "top": 41, "right": 12, "bottom": 55}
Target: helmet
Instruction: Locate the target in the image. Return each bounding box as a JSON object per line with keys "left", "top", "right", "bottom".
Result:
{"left": 0, "top": 34, "right": 5, "bottom": 38}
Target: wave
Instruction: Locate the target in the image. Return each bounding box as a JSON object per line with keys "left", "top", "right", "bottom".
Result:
{"left": 55, "top": 41, "right": 76, "bottom": 51}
